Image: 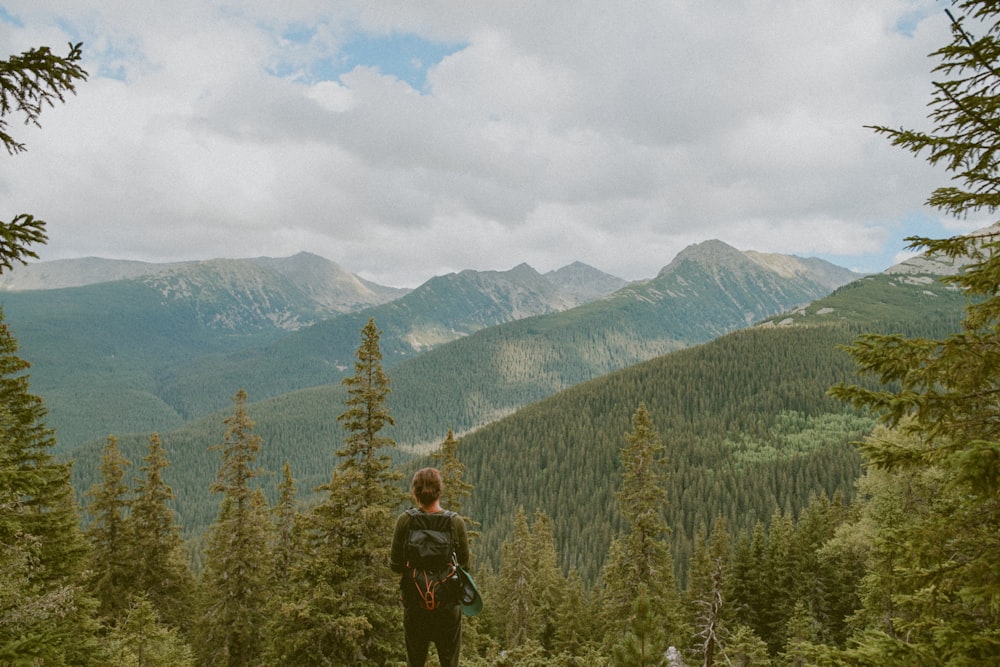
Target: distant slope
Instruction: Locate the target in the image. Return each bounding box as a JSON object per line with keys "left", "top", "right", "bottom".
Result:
{"left": 4, "top": 257, "right": 622, "bottom": 451}
{"left": 451, "top": 268, "right": 969, "bottom": 582}
{"left": 152, "top": 262, "right": 626, "bottom": 422}
{"left": 0, "top": 252, "right": 410, "bottom": 307}
{"left": 67, "top": 261, "right": 966, "bottom": 584}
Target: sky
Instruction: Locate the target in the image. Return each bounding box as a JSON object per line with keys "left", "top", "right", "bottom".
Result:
{"left": 0, "top": 0, "right": 988, "bottom": 288}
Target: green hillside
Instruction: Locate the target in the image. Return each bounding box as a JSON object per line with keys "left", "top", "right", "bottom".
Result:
{"left": 66, "top": 270, "right": 968, "bottom": 588}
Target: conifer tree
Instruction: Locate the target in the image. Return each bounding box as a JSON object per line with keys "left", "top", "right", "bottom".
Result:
{"left": 85, "top": 435, "right": 134, "bottom": 622}
{"left": 599, "top": 403, "right": 686, "bottom": 652}
{"left": 497, "top": 507, "right": 537, "bottom": 648}
{"left": 270, "top": 317, "right": 406, "bottom": 665}
{"left": 271, "top": 460, "right": 299, "bottom": 587}
{"left": 126, "top": 433, "right": 196, "bottom": 634}
{"left": 612, "top": 586, "right": 668, "bottom": 667}
{"left": 685, "top": 518, "right": 731, "bottom": 667}
{"left": 195, "top": 389, "right": 272, "bottom": 667}
{"left": 829, "top": 2, "right": 1000, "bottom": 661}
{"left": 432, "top": 429, "right": 475, "bottom": 517}
{"left": 0, "top": 314, "right": 100, "bottom": 663}
{"left": 551, "top": 568, "right": 601, "bottom": 660}
{"left": 529, "top": 510, "right": 566, "bottom": 654}
{"left": 106, "top": 594, "right": 195, "bottom": 667}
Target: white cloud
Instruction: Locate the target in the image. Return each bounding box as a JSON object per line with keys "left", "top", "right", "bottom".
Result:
{"left": 0, "top": 0, "right": 967, "bottom": 286}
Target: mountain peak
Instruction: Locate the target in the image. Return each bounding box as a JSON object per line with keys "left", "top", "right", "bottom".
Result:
{"left": 657, "top": 240, "right": 749, "bottom": 278}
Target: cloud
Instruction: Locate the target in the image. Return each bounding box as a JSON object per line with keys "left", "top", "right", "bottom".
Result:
{"left": 0, "top": 0, "right": 973, "bottom": 287}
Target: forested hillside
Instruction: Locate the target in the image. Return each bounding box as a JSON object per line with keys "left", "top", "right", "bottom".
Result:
{"left": 67, "top": 267, "right": 968, "bottom": 577}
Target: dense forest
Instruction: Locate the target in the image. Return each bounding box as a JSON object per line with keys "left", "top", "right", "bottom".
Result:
{"left": 6, "top": 1, "right": 1000, "bottom": 664}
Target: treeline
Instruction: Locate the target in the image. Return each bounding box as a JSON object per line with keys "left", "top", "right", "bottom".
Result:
{"left": 0, "top": 309, "right": 879, "bottom": 665}
{"left": 9, "top": 287, "right": 1000, "bottom": 664}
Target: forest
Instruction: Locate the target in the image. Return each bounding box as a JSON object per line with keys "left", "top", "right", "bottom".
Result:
{"left": 5, "top": 1, "right": 1000, "bottom": 665}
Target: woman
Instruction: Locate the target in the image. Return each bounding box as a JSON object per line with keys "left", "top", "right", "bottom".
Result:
{"left": 391, "top": 467, "right": 471, "bottom": 667}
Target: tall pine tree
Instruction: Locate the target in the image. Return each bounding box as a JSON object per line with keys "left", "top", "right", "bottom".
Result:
{"left": 0, "top": 312, "right": 100, "bottom": 663}
{"left": 195, "top": 389, "right": 272, "bottom": 667}
{"left": 125, "top": 433, "right": 196, "bottom": 634}
{"left": 84, "top": 435, "right": 134, "bottom": 623}
{"left": 271, "top": 318, "right": 407, "bottom": 665}
{"left": 599, "top": 403, "right": 686, "bottom": 653}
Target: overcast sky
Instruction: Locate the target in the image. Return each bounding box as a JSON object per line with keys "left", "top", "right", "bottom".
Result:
{"left": 0, "top": 0, "right": 986, "bottom": 287}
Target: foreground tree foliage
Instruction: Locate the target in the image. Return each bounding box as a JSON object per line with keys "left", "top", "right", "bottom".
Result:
{"left": 126, "top": 433, "right": 197, "bottom": 634}
{"left": 195, "top": 389, "right": 271, "bottom": 667}
{"left": 269, "top": 318, "right": 407, "bottom": 665}
{"left": 0, "top": 312, "right": 100, "bottom": 662}
{"left": 829, "top": 1, "right": 1000, "bottom": 662}
{"left": 600, "top": 403, "right": 687, "bottom": 653}
{"left": 84, "top": 435, "right": 133, "bottom": 623}
{"left": 0, "top": 41, "right": 87, "bottom": 270}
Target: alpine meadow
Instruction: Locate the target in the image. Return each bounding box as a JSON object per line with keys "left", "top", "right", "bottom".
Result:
{"left": 4, "top": 2, "right": 1000, "bottom": 666}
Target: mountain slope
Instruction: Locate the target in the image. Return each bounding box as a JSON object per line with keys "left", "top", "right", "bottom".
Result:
{"left": 66, "top": 256, "right": 965, "bottom": 584}
{"left": 151, "top": 241, "right": 862, "bottom": 445}
{"left": 3, "top": 257, "right": 623, "bottom": 450}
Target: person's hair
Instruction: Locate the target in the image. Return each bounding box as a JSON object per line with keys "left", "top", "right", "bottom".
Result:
{"left": 411, "top": 467, "right": 443, "bottom": 507}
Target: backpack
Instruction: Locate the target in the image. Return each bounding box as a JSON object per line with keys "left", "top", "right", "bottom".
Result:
{"left": 403, "top": 508, "right": 461, "bottom": 611}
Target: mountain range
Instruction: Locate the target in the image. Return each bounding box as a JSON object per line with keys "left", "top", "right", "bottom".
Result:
{"left": 42, "top": 238, "right": 971, "bottom": 585}
{"left": 0, "top": 241, "right": 859, "bottom": 453}
{"left": 4, "top": 233, "right": 978, "bottom": 584}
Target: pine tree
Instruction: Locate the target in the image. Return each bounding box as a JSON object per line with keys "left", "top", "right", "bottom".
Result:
{"left": 612, "top": 586, "right": 668, "bottom": 667}
{"left": 829, "top": 2, "right": 1000, "bottom": 661}
{"left": 270, "top": 317, "right": 407, "bottom": 665}
{"left": 552, "top": 568, "right": 600, "bottom": 659}
{"left": 432, "top": 429, "right": 477, "bottom": 521}
{"left": 106, "top": 594, "right": 195, "bottom": 667}
{"left": 530, "top": 510, "right": 566, "bottom": 654}
{"left": 1, "top": 42, "right": 87, "bottom": 269}
{"left": 498, "top": 507, "right": 537, "bottom": 648}
{"left": 125, "top": 433, "right": 196, "bottom": 634}
{"left": 271, "top": 460, "right": 299, "bottom": 588}
{"left": 599, "top": 403, "right": 686, "bottom": 652}
{"left": 0, "top": 312, "right": 100, "bottom": 663}
{"left": 685, "top": 518, "right": 731, "bottom": 667}
{"left": 195, "top": 389, "right": 272, "bottom": 667}
{"left": 84, "top": 434, "right": 134, "bottom": 622}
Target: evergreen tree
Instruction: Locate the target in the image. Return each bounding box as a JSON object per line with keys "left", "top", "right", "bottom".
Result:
{"left": 612, "top": 586, "right": 668, "bottom": 667}
{"left": 0, "top": 39, "right": 96, "bottom": 664}
{"left": 685, "top": 518, "right": 731, "bottom": 667}
{"left": 125, "top": 433, "right": 196, "bottom": 634}
{"left": 497, "top": 507, "right": 537, "bottom": 648}
{"left": 530, "top": 510, "right": 566, "bottom": 654}
{"left": 599, "top": 403, "right": 685, "bottom": 652}
{"left": 722, "top": 625, "right": 771, "bottom": 667}
{"left": 106, "top": 594, "right": 195, "bottom": 667}
{"left": 432, "top": 429, "right": 473, "bottom": 513}
{"left": 84, "top": 435, "right": 134, "bottom": 623}
{"left": 1, "top": 41, "right": 87, "bottom": 269}
{"left": 195, "top": 389, "right": 272, "bottom": 667}
{"left": 552, "top": 568, "right": 601, "bottom": 659}
{"left": 0, "top": 314, "right": 100, "bottom": 663}
{"left": 270, "top": 317, "right": 406, "bottom": 665}
{"left": 829, "top": 2, "right": 1000, "bottom": 661}
{"left": 271, "top": 460, "right": 299, "bottom": 588}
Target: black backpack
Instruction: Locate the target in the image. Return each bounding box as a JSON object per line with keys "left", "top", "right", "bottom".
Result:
{"left": 403, "top": 508, "right": 461, "bottom": 610}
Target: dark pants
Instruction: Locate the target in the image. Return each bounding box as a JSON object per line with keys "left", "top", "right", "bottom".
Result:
{"left": 403, "top": 603, "right": 462, "bottom": 667}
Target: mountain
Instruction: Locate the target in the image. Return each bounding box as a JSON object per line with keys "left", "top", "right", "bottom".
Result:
{"left": 1, "top": 256, "right": 624, "bottom": 450}
{"left": 0, "top": 251, "right": 410, "bottom": 306}
{"left": 64, "top": 244, "right": 964, "bottom": 583}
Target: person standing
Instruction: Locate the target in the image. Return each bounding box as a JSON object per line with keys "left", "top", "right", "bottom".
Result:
{"left": 391, "top": 467, "right": 471, "bottom": 667}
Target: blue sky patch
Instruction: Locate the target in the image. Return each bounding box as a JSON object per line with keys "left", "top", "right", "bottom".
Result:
{"left": 0, "top": 6, "right": 23, "bottom": 27}
{"left": 893, "top": 1, "right": 948, "bottom": 38}
{"left": 268, "top": 27, "right": 464, "bottom": 91}
{"left": 338, "top": 32, "right": 464, "bottom": 90}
